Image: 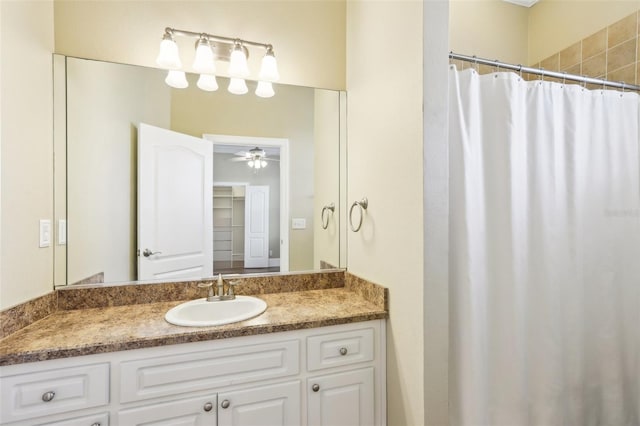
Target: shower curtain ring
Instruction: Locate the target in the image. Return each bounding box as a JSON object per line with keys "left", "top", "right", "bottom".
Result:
{"left": 562, "top": 72, "right": 567, "bottom": 86}
{"left": 472, "top": 55, "right": 478, "bottom": 73}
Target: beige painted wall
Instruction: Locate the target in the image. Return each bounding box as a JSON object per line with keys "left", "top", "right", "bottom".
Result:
{"left": 53, "top": 0, "right": 346, "bottom": 90}
{"left": 66, "top": 58, "right": 170, "bottom": 284}
{"left": 313, "top": 90, "right": 341, "bottom": 269}
{"left": 170, "top": 79, "right": 316, "bottom": 272}
{"left": 346, "top": 1, "right": 425, "bottom": 423}
{"left": 450, "top": 0, "right": 640, "bottom": 67}
{"left": 450, "top": 0, "right": 529, "bottom": 65}
{"left": 528, "top": 0, "right": 640, "bottom": 64}
{"left": 0, "top": 0, "right": 55, "bottom": 309}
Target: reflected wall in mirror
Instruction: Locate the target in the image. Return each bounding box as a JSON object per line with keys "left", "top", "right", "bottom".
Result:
{"left": 54, "top": 55, "right": 346, "bottom": 287}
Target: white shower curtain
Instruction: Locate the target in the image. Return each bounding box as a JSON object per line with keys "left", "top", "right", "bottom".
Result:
{"left": 449, "top": 67, "right": 640, "bottom": 426}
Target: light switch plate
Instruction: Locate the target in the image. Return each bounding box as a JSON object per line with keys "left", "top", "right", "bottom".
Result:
{"left": 292, "top": 218, "right": 306, "bottom": 229}
{"left": 39, "top": 219, "right": 51, "bottom": 248}
{"left": 58, "top": 219, "right": 67, "bottom": 245}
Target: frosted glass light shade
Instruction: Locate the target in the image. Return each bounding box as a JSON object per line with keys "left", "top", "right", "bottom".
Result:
{"left": 197, "top": 74, "right": 218, "bottom": 91}
{"left": 193, "top": 40, "right": 216, "bottom": 74}
{"left": 228, "top": 78, "right": 248, "bottom": 95}
{"left": 156, "top": 37, "right": 182, "bottom": 69}
{"left": 261, "top": 160, "right": 267, "bottom": 168}
{"left": 165, "top": 70, "right": 188, "bottom": 89}
{"left": 259, "top": 52, "right": 279, "bottom": 82}
{"left": 228, "top": 44, "right": 250, "bottom": 78}
{"left": 255, "top": 81, "right": 275, "bottom": 98}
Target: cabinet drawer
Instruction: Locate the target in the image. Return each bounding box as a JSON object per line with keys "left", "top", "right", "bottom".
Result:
{"left": 0, "top": 363, "right": 109, "bottom": 424}
{"left": 119, "top": 339, "right": 299, "bottom": 403}
{"left": 34, "top": 412, "right": 109, "bottom": 426}
{"left": 307, "top": 328, "right": 374, "bottom": 371}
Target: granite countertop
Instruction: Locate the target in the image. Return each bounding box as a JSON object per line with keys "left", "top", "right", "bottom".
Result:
{"left": 0, "top": 286, "right": 387, "bottom": 366}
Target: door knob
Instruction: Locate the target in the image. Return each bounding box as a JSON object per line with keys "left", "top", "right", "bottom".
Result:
{"left": 142, "top": 248, "right": 162, "bottom": 257}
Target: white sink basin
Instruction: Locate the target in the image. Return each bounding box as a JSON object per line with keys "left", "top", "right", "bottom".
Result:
{"left": 165, "top": 296, "right": 267, "bottom": 327}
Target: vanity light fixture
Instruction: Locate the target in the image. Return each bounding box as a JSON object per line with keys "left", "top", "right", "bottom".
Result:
{"left": 156, "top": 27, "right": 279, "bottom": 98}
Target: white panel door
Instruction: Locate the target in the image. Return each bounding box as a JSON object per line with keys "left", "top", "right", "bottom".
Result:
{"left": 117, "top": 394, "right": 217, "bottom": 426}
{"left": 244, "top": 185, "right": 269, "bottom": 268}
{"left": 307, "top": 368, "right": 375, "bottom": 426}
{"left": 217, "top": 381, "right": 300, "bottom": 426}
{"left": 138, "top": 123, "right": 213, "bottom": 280}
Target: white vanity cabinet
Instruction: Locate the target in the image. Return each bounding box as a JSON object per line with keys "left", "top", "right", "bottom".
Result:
{"left": 0, "top": 320, "right": 386, "bottom": 426}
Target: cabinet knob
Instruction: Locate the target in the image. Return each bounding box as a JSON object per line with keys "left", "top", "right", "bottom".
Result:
{"left": 339, "top": 347, "right": 348, "bottom": 356}
{"left": 90, "top": 423, "right": 101, "bottom": 426}
{"left": 221, "top": 399, "right": 230, "bottom": 409}
{"left": 203, "top": 402, "right": 214, "bottom": 412}
{"left": 42, "top": 391, "right": 55, "bottom": 402}
{"left": 312, "top": 384, "right": 320, "bottom": 392}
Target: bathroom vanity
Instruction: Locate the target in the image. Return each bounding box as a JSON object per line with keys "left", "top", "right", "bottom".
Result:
{"left": 0, "top": 273, "right": 388, "bottom": 426}
{"left": 1, "top": 321, "right": 385, "bottom": 426}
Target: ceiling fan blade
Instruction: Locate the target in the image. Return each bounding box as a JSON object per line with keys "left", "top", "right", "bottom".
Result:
{"left": 230, "top": 157, "right": 248, "bottom": 162}
{"left": 263, "top": 158, "right": 280, "bottom": 162}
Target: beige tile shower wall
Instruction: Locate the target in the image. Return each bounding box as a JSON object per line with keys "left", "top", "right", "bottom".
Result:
{"left": 532, "top": 10, "right": 639, "bottom": 87}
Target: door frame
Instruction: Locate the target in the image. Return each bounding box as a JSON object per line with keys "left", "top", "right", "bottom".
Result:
{"left": 204, "top": 134, "right": 290, "bottom": 272}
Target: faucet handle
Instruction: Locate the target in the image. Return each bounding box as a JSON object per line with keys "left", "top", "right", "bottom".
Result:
{"left": 197, "top": 282, "right": 213, "bottom": 289}
{"left": 227, "top": 280, "right": 240, "bottom": 297}
{"left": 198, "top": 281, "right": 215, "bottom": 300}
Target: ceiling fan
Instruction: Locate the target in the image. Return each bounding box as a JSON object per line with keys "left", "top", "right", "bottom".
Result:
{"left": 230, "top": 147, "right": 279, "bottom": 170}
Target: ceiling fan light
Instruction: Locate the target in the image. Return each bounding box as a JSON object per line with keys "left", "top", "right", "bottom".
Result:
{"left": 165, "top": 70, "right": 188, "bottom": 89}
{"left": 248, "top": 160, "right": 254, "bottom": 168}
{"left": 261, "top": 160, "right": 267, "bottom": 168}
{"left": 193, "top": 38, "right": 216, "bottom": 74}
{"left": 156, "top": 33, "right": 182, "bottom": 69}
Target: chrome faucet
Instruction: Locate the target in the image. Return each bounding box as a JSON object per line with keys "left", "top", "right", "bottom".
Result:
{"left": 197, "top": 274, "right": 236, "bottom": 301}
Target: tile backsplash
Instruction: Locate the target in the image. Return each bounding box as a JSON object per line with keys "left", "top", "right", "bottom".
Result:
{"left": 451, "top": 10, "right": 639, "bottom": 89}
{"left": 532, "top": 10, "right": 639, "bottom": 88}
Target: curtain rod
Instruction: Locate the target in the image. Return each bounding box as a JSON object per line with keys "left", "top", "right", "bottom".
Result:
{"left": 449, "top": 52, "right": 640, "bottom": 92}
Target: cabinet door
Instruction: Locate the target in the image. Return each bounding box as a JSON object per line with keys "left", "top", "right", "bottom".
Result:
{"left": 307, "top": 368, "right": 374, "bottom": 426}
{"left": 217, "top": 381, "right": 300, "bottom": 426}
{"left": 117, "top": 394, "right": 217, "bottom": 426}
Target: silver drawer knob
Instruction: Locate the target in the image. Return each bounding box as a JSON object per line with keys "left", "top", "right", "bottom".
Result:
{"left": 312, "top": 384, "right": 320, "bottom": 392}
{"left": 203, "top": 402, "right": 213, "bottom": 412}
{"left": 339, "top": 347, "right": 348, "bottom": 356}
{"left": 90, "top": 423, "right": 101, "bottom": 426}
{"left": 42, "top": 391, "right": 55, "bottom": 402}
{"left": 221, "top": 399, "right": 230, "bottom": 409}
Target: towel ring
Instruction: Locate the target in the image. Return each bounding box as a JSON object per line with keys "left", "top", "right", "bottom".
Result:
{"left": 349, "top": 197, "right": 368, "bottom": 232}
{"left": 321, "top": 203, "right": 335, "bottom": 230}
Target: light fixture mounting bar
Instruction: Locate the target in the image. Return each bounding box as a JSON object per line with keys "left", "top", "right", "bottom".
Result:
{"left": 164, "top": 27, "right": 272, "bottom": 51}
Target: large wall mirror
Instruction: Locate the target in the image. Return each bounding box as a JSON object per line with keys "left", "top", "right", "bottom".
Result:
{"left": 53, "top": 55, "right": 346, "bottom": 287}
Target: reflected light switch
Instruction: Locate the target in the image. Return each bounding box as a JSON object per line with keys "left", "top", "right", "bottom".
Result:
{"left": 58, "top": 219, "right": 67, "bottom": 245}
{"left": 292, "top": 218, "right": 306, "bottom": 229}
{"left": 39, "top": 219, "right": 51, "bottom": 248}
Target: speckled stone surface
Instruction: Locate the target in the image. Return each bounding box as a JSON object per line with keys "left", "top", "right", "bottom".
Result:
{"left": 57, "top": 270, "right": 345, "bottom": 310}
{"left": 345, "top": 272, "right": 388, "bottom": 311}
{"left": 0, "top": 292, "right": 57, "bottom": 339}
{"left": 0, "top": 287, "right": 387, "bottom": 366}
